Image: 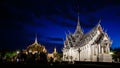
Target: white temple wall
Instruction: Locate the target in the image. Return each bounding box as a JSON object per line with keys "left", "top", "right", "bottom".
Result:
{"left": 62, "top": 23, "right": 112, "bottom": 62}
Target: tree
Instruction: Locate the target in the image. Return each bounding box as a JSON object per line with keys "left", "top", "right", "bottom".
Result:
{"left": 39, "top": 52, "right": 48, "bottom": 64}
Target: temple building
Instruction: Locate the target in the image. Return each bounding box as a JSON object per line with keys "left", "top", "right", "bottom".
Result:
{"left": 47, "top": 47, "right": 58, "bottom": 62}
{"left": 23, "top": 35, "right": 58, "bottom": 62}
{"left": 24, "top": 35, "right": 47, "bottom": 54}
{"left": 62, "top": 16, "right": 113, "bottom": 62}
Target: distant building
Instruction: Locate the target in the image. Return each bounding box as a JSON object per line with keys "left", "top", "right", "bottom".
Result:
{"left": 47, "top": 47, "right": 58, "bottom": 62}
{"left": 23, "top": 35, "right": 58, "bottom": 62}
{"left": 25, "top": 35, "right": 47, "bottom": 54}
{"left": 62, "top": 16, "right": 112, "bottom": 62}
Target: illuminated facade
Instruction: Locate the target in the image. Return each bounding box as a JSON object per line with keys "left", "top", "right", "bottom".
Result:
{"left": 47, "top": 47, "right": 58, "bottom": 62}
{"left": 25, "top": 36, "right": 57, "bottom": 62}
{"left": 62, "top": 16, "right": 112, "bottom": 62}
{"left": 25, "top": 35, "right": 47, "bottom": 54}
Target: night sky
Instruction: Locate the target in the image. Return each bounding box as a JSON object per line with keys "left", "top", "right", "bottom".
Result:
{"left": 0, "top": 0, "right": 120, "bottom": 52}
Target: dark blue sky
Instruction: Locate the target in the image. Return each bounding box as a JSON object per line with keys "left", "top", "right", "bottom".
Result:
{"left": 0, "top": 0, "right": 120, "bottom": 52}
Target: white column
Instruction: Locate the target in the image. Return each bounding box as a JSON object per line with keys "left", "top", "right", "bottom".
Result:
{"left": 98, "top": 44, "right": 100, "bottom": 54}
{"left": 100, "top": 45, "right": 101, "bottom": 53}
{"left": 97, "top": 44, "right": 99, "bottom": 55}
{"left": 95, "top": 45, "right": 97, "bottom": 55}
{"left": 90, "top": 46, "right": 93, "bottom": 61}
{"left": 63, "top": 53, "right": 64, "bottom": 61}
{"left": 93, "top": 46, "right": 94, "bottom": 55}
{"left": 105, "top": 46, "right": 107, "bottom": 53}
{"left": 108, "top": 47, "right": 110, "bottom": 53}
{"left": 102, "top": 47, "right": 104, "bottom": 54}
{"left": 107, "top": 44, "right": 110, "bottom": 53}
{"left": 94, "top": 45, "right": 96, "bottom": 55}
{"left": 69, "top": 48, "right": 71, "bottom": 61}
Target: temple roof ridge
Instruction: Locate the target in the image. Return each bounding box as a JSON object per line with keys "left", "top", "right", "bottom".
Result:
{"left": 74, "top": 14, "right": 83, "bottom": 36}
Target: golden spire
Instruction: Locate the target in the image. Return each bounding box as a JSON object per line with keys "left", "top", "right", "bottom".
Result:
{"left": 53, "top": 47, "right": 57, "bottom": 54}
{"left": 34, "top": 34, "right": 38, "bottom": 44}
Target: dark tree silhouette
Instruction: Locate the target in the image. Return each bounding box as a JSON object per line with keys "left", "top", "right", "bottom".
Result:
{"left": 39, "top": 52, "right": 47, "bottom": 64}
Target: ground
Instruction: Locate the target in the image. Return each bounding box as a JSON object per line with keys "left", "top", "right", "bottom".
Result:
{"left": 0, "top": 61, "right": 120, "bottom": 68}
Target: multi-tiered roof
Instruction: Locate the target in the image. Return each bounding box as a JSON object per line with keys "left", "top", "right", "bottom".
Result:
{"left": 64, "top": 16, "right": 111, "bottom": 48}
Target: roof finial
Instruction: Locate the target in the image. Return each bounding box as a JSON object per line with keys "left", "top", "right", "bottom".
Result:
{"left": 65, "top": 31, "right": 67, "bottom": 36}
{"left": 74, "top": 10, "right": 83, "bottom": 35}
{"left": 77, "top": 10, "right": 80, "bottom": 26}
{"left": 105, "top": 29, "right": 107, "bottom": 33}
{"left": 96, "top": 19, "right": 101, "bottom": 27}
{"left": 35, "top": 34, "right": 38, "bottom": 44}
{"left": 68, "top": 30, "right": 71, "bottom": 35}
{"left": 98, "top": 19, "right": 101, "bottom": 24}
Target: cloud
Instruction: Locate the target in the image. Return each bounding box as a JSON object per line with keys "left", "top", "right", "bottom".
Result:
{"left": 81, "top": 23, "right": 94, "bottom": 28}
{"left": 47, "top": 37, "right": 63, "bottom": 42}
{"left": 47, "top": 15, "right": 76, "bottom": 28}
{"left": 41, "top": 41, "right": 63, "bottom": 52}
